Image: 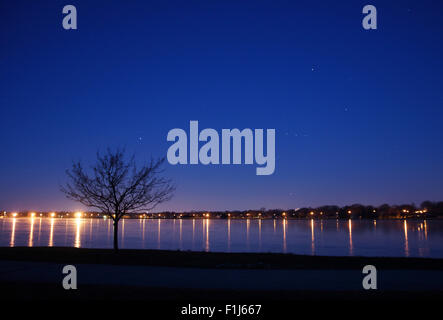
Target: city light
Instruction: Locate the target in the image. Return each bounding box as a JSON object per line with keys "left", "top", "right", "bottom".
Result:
{"left": 75, "top": 212, "right": 83, "bottom": 218}
{"left": 12, "top": 212, "right": 18, "bottom": 217}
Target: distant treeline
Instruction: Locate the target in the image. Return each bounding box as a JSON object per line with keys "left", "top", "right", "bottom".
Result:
{"left": 151, "top": 201, "right": 443, "bottom": 219}
{"left": 3, "top": 201, "right": 443, "bottom": 219}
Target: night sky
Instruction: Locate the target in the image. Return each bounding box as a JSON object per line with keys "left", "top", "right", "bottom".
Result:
{"left": 1, "top": 0, "right": 443, "bottom": 212}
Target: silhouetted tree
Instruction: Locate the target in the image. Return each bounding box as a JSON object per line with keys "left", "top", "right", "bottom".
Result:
{"left": 61, "top": 148, "right": 175, "bottom": 252}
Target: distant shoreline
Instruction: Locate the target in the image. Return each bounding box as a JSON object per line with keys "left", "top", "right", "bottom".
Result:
{"left": 1, "top": 216, "right": 442, "bottom": 220}
{"left": 3, "top": 201, "right": 443, "bottom": 220}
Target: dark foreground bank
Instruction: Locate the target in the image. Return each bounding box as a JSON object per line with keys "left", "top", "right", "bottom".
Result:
{"left": 1, "top": 247, "right": 442, "bottom": 304}
{"left": 2, "top": 281, "right": 443, "bottom": 302}
{"left": 1, "top": 246, "right": 443, "bottom": 270}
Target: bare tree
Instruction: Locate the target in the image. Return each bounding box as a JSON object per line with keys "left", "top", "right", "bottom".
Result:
{"left": 61, "top": 148, "right": 175, "bottom": 252}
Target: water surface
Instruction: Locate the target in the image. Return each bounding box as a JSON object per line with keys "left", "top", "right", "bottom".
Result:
{"left": 1, "top": 218, "right": 442, "bottom": 257}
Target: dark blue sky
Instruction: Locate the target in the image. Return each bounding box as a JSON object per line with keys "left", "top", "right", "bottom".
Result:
{"left": 1, "top": 0, "right": 443, "bottom": 212}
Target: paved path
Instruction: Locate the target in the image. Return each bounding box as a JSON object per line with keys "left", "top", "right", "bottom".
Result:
{"left": 0, "top": 260, "right": 442, "bottom": 291}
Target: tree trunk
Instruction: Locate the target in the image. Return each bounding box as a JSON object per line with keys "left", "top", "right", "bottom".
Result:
{"left": 113, "top": 219, "right": 119, "bottom": 252}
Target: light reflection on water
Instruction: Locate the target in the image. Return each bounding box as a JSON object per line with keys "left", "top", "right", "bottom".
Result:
{"left": 1, "top": 218, "right": 443, "bottom": 257}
